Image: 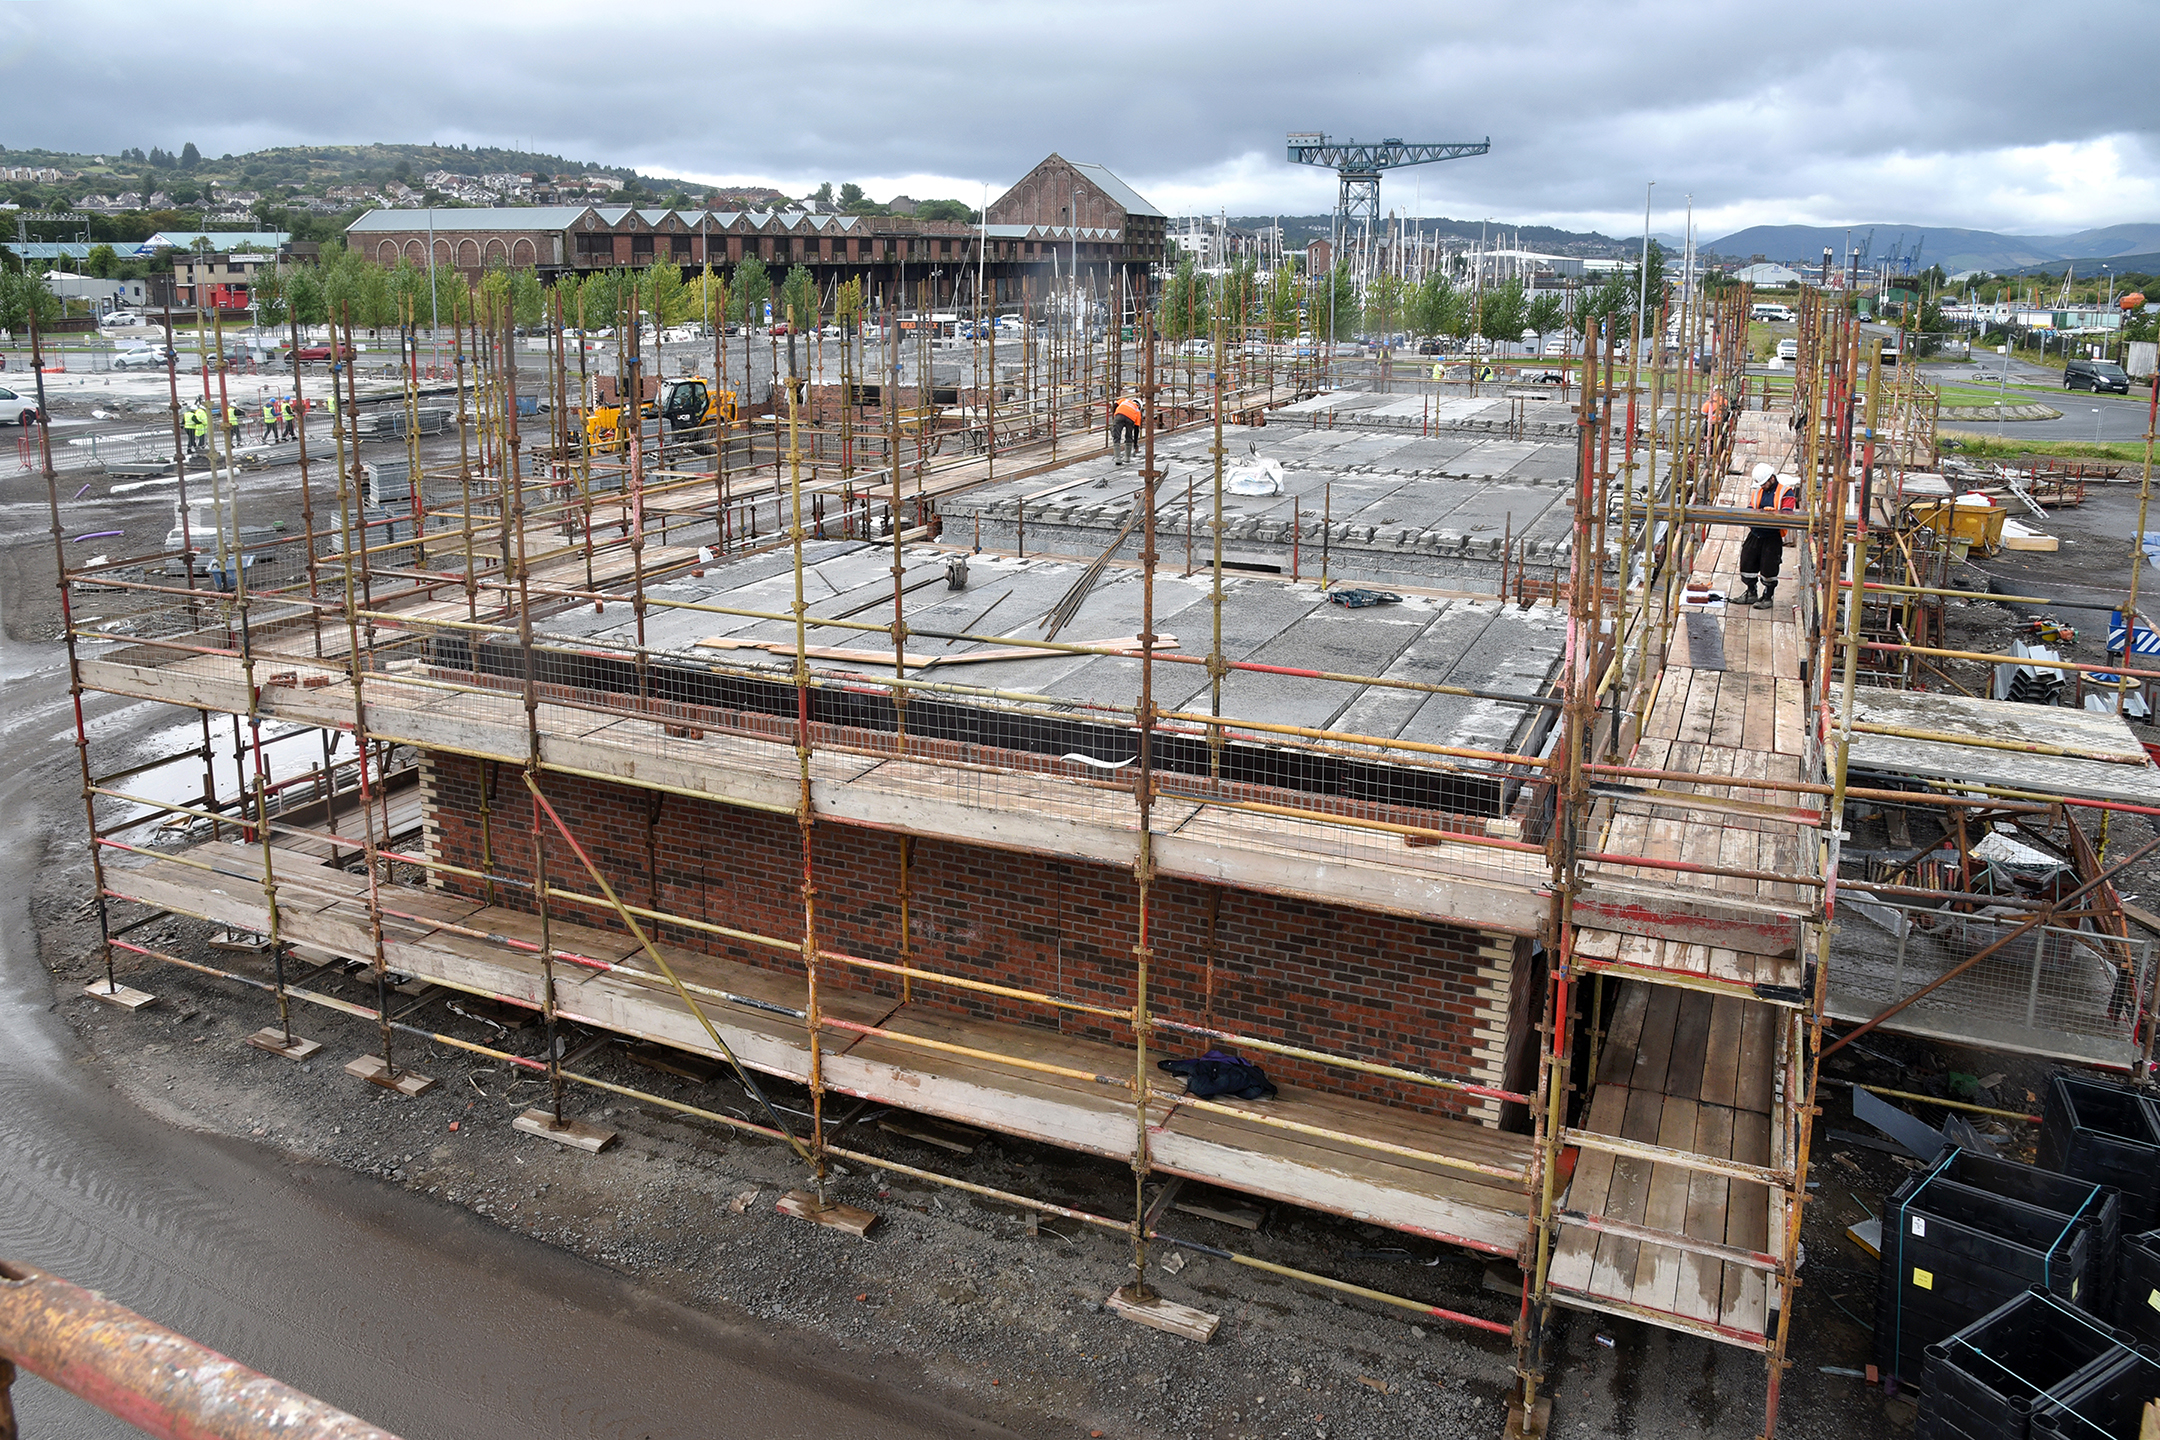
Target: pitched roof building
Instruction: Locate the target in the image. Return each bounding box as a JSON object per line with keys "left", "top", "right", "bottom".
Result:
{"left": 341, "top": 155, "right": 1168, "bottom": 309}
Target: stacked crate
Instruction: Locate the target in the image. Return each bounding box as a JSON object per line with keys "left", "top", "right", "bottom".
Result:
{"left": 1876, "top": 1156, "right": 2113, "bottom": 1384}
{"left": 1918, "top": 1289, "right": 2138, "bottom": 1440}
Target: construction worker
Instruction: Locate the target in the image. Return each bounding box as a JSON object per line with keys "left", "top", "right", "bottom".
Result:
{"left": 260, "top": 396, "right": 278, "bottom": 445}
{"left": 324, "top": 387, "right": 338, "bottom": 430}
{"left": 224, "top": 402, "right": 243, "bottom": 450}
{"left": 280, "top": 395, "right": 297, "bottom": 442}
{"left": 183, "top": 402, "right": 208, "bottom": 454}
{"left": 1737, "top": 462, "right": 1799, "bottom": 611}
{"left": 1111, "top": 394, "right": 1143, "bottom": 466}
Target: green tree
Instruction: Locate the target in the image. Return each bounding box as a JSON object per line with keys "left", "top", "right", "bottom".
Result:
{"left": 916, "top": 199, "right": 974, "bottom": 224}
{"left": 1526, "top": 291, "right": 1566, "bottom": 352}
{"left": 0, "top": 268, "right": 62, "bottom": 330}
{"left": 834, "top": 276, "right": 863, "bottom": 328}
{"left": 1316, "top": 261, "right": 1359, "bottom": 341}
{"left": 287, "top": 265, "right": 327, "bottom": 326}
{"left": 510, "top": 266, "right": 544, "bottom": 328}
{"left": 1478, "top": 277, "right": 1527, "bottom": 347}
{"left": 643, "top": 260, "right": 688, "bottom": 326}
{"left": 779, "top": 263, "right": 817, "bottom": 329}
{"left": 1158, "top": 256, "right": 1210, "bottom": 342}
{"left": 1626, "top": 240, "right": 1666, "bottom": 332}
{"left": 1406, "top": 272, "right": 1461, "bottom": 338}
{"left": 180, "top": 142, "right": 201, "bottom": 170}
{"left": 430, "top": 264, "right": 469, "bottom": 330}
{"left": 812, "top": 182, "right": 833, "bottom": 204}
{"left": 731, "top": 256, "right": 769, "bottom": 324}
{"left": 85, "top": 243, "right": 119, "bottom": 278}
{"left": 838, "top": 182, "right": 865, "bottom": 210}
{"left": 1364, "top": 273, "right": 1407, "bottom": 337}
{"left": 388, "top": 257, "right": 428, "bottom": 327}
{"left": 1262, "top": 263, "right": 1301, "bottom": 340}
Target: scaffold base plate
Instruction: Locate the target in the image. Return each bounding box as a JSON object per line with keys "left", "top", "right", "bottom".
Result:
{"left": 513, "top": 1108, "right": 617, "bottom": 1153}
{"left": 345, "top": 1053, "right": 436, "bottom": 1096}
{"left": 776, "top": 1190, "right": 878, "bottom": 1237}
{"left": 1107, "top": 1286, "right": 1220, "bottom": 1343}
{"left": 84, "top": 980, "right": 155, "bottom": 1011}
{"left": 246, "top": 1028, "right": 322, "bottom": 1061}
{"left": 1504, "top": 1391, "right": 1552, "bottom": 1440}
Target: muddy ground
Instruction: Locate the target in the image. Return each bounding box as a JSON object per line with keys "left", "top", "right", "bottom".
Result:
{"left": 13, "top": 373, "right": 2149, "bottom": 1438}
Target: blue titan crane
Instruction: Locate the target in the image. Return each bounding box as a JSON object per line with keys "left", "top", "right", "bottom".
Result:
{"left": 1285, "top": 133, "right": 1491, "bottom": 244}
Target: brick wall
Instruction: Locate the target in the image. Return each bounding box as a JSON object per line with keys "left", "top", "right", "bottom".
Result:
{"left": 420, "top": 753, "right": 1522, "bottom": 1122}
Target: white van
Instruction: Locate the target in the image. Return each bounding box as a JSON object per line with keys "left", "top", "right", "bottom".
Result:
{"left": 1775, "top": 338, "right": 1798, "bottom": 361}
{"left": 1751, "top": 303, "right": 1796, "bottom": 323}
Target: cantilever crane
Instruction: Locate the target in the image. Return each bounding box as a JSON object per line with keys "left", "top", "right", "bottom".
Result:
{"left": 1285, "top": 132, "right": 1491, "bottom": 245}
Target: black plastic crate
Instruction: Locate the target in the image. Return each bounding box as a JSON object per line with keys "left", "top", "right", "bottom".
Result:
{"left": 1919, "top": 1289, "right": 2131, "bottom": 1440}
{"left": 2039, "top": 1073, "right": 2160, "bottom": 1230}
{"left": 2115, "top": 1230, "right": 2160, "bottom": 1351}
{"left": 1878, "top": 1171, "right": 2098, "bottom": 1381}
{"left": 2030, "top": 1342, "right": 2160, "bottom": 1439}
{"left": 1935, "top": 1150, "right": 2122, "bottom": 1310}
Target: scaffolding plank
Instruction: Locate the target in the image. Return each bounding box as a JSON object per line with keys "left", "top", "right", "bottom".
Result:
{"left": 1676, "top": 1104, "right": 1737, "bottom": 1324}
{"left": 1722, "top": 1111, "right": 1774, "bottom": 1334}
{"left": 1627, "top": 1096, "right": 1702, "bottom": 1314}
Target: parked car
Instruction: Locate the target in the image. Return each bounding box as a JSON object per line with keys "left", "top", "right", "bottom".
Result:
{"left": 1775, "top": 338, "right": 1798, "bottom": 361}
{"left": 112, "top": 346, "right": 175, "bottom": 370}
{"left": 292, "top": 342, "right": 353, "bottom": 363}
{"left": 2065, "top": 358, "right": 2130, "bottom": 394}
{"left": 0, "top": 384, "right": 40, "bottom": 425}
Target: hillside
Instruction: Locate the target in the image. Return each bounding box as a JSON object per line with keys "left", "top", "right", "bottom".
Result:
{"left": 1706, "top": 222, "right": 2160, "bottom": 273}
{"left": 1225, "top": 214, "right": 1642, "bottom": 257}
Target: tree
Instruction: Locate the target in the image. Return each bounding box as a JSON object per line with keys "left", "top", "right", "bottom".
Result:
{"left": 1262, "top": 263, "right": 1301, "bottom": 340}
{"left": 1526, "top": 291, "right": 1566, "bottom": 353}
{"left": 180, "top": 142, "right": 201, "bottom": 170}
{"left": 812, "top": 182, "right": 833, "bottom": 204}
{"left": 643, "top": 260, "right": 688, "bottom": 327}
{"left": 1158, "top": 257, "right": 1210, "bottom": 342}
{"left": 85, "top": 243, "right": 119, "bottom": 279}
{"left": 834, "top": 276, "right": 863, "bottom": 328}
{"left": 1625, "top": 239, "right": 1666, "bottom": 332}
{"left": 916, "top": 199, "right": 974, "bottom": 224}
{"left": 388, "top": 257, "right": 428, "bottom": 328}
{"left": 838, "top": 182, "right": 865, "bottom": 210}
{"left": 0, "top": 269, "right": 62, "bottom": 330}
{"left": 779, "top": 263, "right": 817, "bottom": 330}
{"left": 1315, "top": 261, "right": 1359, "bottom": 342}
{"left": 731, "top": 256, "right": 769, "bottom": 324}
{"left": 1478, "top": 276, "right": 1528, "bottom": 348}
{"left": 509, "top": 266, "right": 544, "bottom": 328}
{"left": 1364, "top": 273, "right": 1407, "bottom": 338}
{"left": 287, "top": 265, "right": 327, "bottom": 326}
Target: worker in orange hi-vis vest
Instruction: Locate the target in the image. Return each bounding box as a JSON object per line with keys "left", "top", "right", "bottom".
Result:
{"left": 1738, "top": 463, "right": 1800, "bottom": 611}
{"left": 1111, "top": 395, "right": 1143, "bottom": 467}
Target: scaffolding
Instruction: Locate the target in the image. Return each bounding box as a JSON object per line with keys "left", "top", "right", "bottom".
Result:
{"left": 31, "top": 243, "right": 2160, "bottom": 1440}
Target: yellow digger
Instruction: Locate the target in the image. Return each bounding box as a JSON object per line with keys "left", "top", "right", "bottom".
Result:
{"left": 583, "top": 378, "right": 737, "bottom": 454}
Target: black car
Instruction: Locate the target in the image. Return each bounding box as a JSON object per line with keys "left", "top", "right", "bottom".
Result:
{"left": 2065, "top": 358, "right": 2131, "bottom": 394}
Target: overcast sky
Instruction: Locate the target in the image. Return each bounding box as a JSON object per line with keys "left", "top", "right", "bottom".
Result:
{"left": 4, "top": 0, "right": 2154, "bottom": 238}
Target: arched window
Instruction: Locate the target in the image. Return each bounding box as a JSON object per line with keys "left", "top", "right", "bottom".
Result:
{"left": 404, "top": 240, "right": 424, "bottom": 263}
{"left": 511, "top": 238, "right": 535, "bottom": 267}
{"left": 377, "top": 240, "right": 397, "bottom": 265}
{"left": 457, "top": 239, "right": 479, "bottom": 268}
{"left": 484, "top": 238, "right": 507, "bottom": 263}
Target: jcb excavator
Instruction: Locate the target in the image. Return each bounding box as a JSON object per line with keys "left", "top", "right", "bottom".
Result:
{"left": 584, "top": 377, "right": 737, "bottom": 454}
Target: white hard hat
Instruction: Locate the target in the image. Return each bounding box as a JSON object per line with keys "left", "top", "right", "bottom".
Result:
{"left": 1752, "top": 463, "right": 1775, "bottom": 483}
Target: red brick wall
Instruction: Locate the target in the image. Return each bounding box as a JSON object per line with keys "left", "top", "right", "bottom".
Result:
{"left": 423, "top": 755, "right": 1514, "bottom": 1119}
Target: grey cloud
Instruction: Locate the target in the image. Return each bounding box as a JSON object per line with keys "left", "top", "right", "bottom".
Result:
{"left": 4, "top": 0, "right": 2155, "bottom": 230}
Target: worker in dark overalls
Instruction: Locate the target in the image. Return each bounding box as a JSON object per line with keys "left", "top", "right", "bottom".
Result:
{"left": 1738, "top": 462, "right": 1798, "bottom": 610}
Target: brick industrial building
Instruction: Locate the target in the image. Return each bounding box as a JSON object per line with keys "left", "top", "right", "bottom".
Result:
{"left": 344, "top": 153, "right": 1165, "bottom": 306}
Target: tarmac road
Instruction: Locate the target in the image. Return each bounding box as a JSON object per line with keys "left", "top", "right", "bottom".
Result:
{"left": 1920, "top": 359, "right": 2156, "bottom": 443}
{"left": 0, "top": 484, "right": 1024, "bottom": 1439}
